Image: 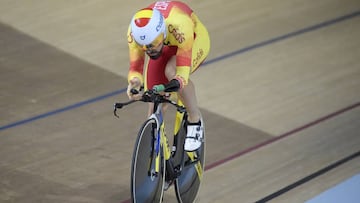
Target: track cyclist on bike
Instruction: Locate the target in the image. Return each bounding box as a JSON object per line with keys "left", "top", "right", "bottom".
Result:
{"left": 126, "top": 1, "right": 210, "bottom": 151}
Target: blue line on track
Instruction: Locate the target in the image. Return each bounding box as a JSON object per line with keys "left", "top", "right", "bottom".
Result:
{"left": 0, "top": 89, "right": 126, "bottom": 131}
{"left": 202, "top": 10, "right": 360, "bottom": 66}
{"left": 1, "top": 10, "right": 359, "bottom": 131}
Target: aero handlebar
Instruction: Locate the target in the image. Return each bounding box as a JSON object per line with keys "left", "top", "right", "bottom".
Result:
{"left": 113, "top": 88, "right": 186, "bottom": 118}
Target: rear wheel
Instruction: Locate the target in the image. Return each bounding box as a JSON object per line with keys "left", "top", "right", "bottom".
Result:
{"left": 174, "top": 121, "right": 206, "bottom": 203}
{"left": 131, "top": 119, "right": 165, "bottom": 203}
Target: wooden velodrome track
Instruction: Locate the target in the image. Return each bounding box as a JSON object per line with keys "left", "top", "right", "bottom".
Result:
{"left": 1, "top": 0, "right": 359, "bottom": 202}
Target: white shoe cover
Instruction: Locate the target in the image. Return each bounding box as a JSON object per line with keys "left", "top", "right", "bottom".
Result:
{"left": 184, "top": 121, "right": 203, "bottom": 151}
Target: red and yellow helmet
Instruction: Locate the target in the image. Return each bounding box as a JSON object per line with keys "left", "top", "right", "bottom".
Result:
{"left": 130, "top": 8, "right": 166, "bottom": 48}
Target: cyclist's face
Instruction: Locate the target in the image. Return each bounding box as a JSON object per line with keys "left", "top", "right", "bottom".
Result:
{"left": 145, "top": 43, "right": 164, "bottom": 59}
{"left": 138, "top": 34, "right": 164, "bottom": 59}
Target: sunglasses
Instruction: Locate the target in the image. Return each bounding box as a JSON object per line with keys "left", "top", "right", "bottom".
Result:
{"left": 137, "top": 34, "right": 164, "bottom": 51}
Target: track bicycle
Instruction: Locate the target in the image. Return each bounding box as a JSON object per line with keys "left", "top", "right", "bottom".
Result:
{"left": 114, "top": 87, "right": 205, "bottom": 203}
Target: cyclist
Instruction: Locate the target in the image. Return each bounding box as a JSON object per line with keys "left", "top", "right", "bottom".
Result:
{"left": 126, "top": 1, "right": 210, "bottom": 151}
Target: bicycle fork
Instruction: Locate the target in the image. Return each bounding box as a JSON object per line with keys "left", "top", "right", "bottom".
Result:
{"left": 148, "top": 119, "right": 173, "bottom": 179}
{"left": 160, "top": 123, "right": 182, "bottom": 182}
{"left": 147, "top": 122, "right": 160, "bottom": 180}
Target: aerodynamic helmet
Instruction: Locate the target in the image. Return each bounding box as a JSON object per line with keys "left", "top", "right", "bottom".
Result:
{"left": 130, "top": 8, "right": 166, "bottom": 48}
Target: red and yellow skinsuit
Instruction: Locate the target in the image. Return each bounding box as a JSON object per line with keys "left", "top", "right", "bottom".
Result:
{"left": 127, "top": 1, "right": 210, "bottom": 90}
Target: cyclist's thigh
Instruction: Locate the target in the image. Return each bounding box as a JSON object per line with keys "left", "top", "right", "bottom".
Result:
{"left": 145, "top": 46, "right": 177, "bottom": 90}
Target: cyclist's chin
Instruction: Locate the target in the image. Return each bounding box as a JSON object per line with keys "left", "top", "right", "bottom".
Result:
{"left": 147, "top": 51, "right": 162, "bottom": 60}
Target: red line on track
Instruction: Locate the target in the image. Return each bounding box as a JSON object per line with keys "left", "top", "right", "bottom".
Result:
{"left": 205, "top": 101, "right": 360, "bottom": 170}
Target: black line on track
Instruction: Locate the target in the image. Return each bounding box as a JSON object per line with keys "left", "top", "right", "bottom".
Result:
{"left": 255, "top": 150, "right": 360, "bottom": 203}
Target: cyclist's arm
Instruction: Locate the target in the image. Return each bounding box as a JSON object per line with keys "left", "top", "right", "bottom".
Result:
{"left": 173, "top": 13, "right": 194, "bottom": 89}
{"left": 127, "top": 25, "right": 145, "bottom": 85}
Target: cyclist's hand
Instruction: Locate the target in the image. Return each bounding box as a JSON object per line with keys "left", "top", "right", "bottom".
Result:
{"left": 153, "top": 79, "right": 180, "bottom": 93}
{"left": 127, "top": 77, "right": 142, "bottom": 100}
{"left": 152, "top": 84, "right": 165, "bottom": 92}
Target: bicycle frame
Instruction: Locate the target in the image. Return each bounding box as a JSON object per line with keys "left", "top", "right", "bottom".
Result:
{"left": 148, "top": 96, "right": 193, "bottom": 177}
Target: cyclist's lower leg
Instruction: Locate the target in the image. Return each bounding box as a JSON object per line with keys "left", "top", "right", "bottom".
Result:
{"left": 165, "top": 56, "right": 203, "bottom": 151}
{"left": 177, "top": 80, "right": 201, "bottom": 123}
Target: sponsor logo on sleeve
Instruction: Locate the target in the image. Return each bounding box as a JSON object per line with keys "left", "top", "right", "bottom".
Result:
{"left": 193, "top": 48, "right": 204, "bottom": 67}
{"left": 168, "top": 24, "right": 185, "bottom": 43}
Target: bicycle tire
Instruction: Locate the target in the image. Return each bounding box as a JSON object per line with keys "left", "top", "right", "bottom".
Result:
{"left": 174, "top": 121, "right": 206, "bottom": 203}
{"left": 131, "top": 119, "right": 166, "bottom": 203}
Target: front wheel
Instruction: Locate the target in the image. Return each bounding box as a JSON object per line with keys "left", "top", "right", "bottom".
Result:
{"left": 131, "top": 119, "right": 165, "bottom": 203}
